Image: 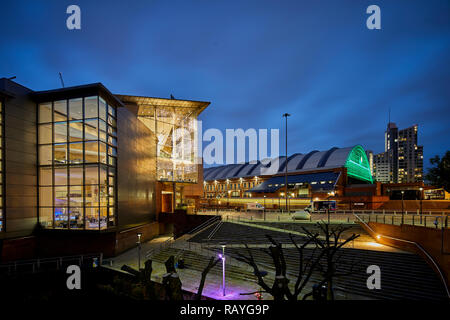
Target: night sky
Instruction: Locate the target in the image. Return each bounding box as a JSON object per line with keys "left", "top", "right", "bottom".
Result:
{"left": 1, "top": 0, "right": 449, "bottom": 170}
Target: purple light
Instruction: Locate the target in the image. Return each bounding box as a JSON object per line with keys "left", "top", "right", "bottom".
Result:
{"left": 218, "top": 254, "right": 222, "bottom": 259}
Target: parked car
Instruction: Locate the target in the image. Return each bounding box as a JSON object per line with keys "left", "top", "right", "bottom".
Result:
{"left": 291, "top": 211, "right": 311, "bottom": 220}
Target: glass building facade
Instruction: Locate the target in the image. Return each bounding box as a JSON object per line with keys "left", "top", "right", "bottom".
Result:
{"left": 133, "top": 101, "right": 200, "bottom": 183}
{"left": 38, "top": 96, "right": 117, "bottom": 230}
{"left": 154, "top": 105, "right": 198, "bottom": 183}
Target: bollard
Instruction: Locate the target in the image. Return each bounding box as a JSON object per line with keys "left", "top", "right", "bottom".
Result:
{"left": 278, "top": 215, "right": 280, "bottom": 221}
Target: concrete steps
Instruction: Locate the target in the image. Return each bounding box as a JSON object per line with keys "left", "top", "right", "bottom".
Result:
{"left": 223, "top": 247, "right": 448, "bottom": 301}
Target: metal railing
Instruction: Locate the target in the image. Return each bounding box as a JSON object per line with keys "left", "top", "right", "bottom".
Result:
{"left": 187, "top": 215, "right": 221, "bottom": 234}
{"left": 145, "top": 236, "right": 175, "bottom": 259}
{"left": 0, "top": 253, "right": 103, "bottom": 275}
{"left": 206, "top": 221, "right": 223, "bottom": 240}
{"left": 194, "top": 209, "right": 450, "bottom": 227}
{"left": 354, "top": 213, "right": 450, "bottom": 299}
{"left": 145, "top": 216, "right": 221, "bottom": 259}
{"left": 357, "top": 213, "right": 449, "bottom": 229}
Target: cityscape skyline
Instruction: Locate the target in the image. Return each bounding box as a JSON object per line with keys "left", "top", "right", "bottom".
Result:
{"left": 1, "top": 1, "right": 449, "bottom": 304}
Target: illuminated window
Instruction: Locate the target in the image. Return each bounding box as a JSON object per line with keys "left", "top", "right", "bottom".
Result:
{"left": 132, "top": 100, "right": 202, "bottom": 183}
{"left": 38, "top": 96, "right": 117, "bottom": 230}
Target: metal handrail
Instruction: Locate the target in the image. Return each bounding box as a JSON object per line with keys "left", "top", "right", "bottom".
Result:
{"left": 354, "top": 213, "right": 450, "bottom": 299}
{"left": 145, "top": 216, "right": 221, "bottom": 259}
{"left": 0, "top": 253, "right": 101, "bottom": 267}
{"left": 188, "top": 215, "right": 221, "bottom": 235}
{"left": 207, "top": 221, "right": 223, "bottom": 240}
{"left": 0, "top": 253, "right": 102, "bottom": 275}
{"left": 145, "top": 236, "right": 174, "bottom": 259}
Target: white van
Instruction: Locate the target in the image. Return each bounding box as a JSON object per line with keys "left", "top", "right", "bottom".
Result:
{"left": 246, "top": 203, "right": 265, "bottom": 212}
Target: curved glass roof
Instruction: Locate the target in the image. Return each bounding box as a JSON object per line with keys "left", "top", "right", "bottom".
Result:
{"left": 204, "top": 146, "right": 373, "bottom": 183}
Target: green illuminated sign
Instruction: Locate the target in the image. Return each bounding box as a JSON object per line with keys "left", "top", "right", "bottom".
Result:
{"left": 345, "top": 145, "right": 373, "bottom": 183}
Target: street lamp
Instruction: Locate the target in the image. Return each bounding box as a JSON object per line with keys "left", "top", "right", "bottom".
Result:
{"left": 419, "top": 187, "right": 423, "bottom": 224}
{"left": 401, "top": 191, "right": 405, "bottom": 224}
{"left": 279, "top": 192, "right": 284, "bottom": 213}
{"left": 419, "top": 187, "right": 423, "bottom": 214}
{"left": 327, "top": 191, "right": 335, "bottom": 224}
{"left": 263, "top": 195, "right": 267, "bottom": 221}
{"left": 220, "top": 245, "right": 226, "bottom": 296}
{"left": 282, "top": 113, "right": 291, "bottom": 213}
{"left": 137, "top": 233, "right": 142, "bottom": 270}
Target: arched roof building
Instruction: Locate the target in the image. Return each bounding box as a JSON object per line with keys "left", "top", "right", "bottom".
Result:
{"left": 204, "top": 145, "right": 373, "bottom": 184}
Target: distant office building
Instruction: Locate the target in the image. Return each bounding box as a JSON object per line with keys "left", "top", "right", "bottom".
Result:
{"left": 397, "top": 125, "right": 423, "bottom": 183}
{"left": 374, "top": 123, "right": 423, "bottom": 183}
{"left": 366, "top": 150, "right": 374, "bottom": 176}
{"left": 373, "top": 152, "right": 390, "bottom": 183}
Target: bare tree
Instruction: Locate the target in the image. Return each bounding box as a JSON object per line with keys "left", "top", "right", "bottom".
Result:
{"left": 301, "top": 222, "right": 360, "bottom": 300}
{"left": 196, "top": 256, "right": 221, "bottom": 300}
{"left": 236, "top": 222, "right": 360, "bottom": 300}
{"left": 236, "top": 234, "right": 325, "bottom": 301}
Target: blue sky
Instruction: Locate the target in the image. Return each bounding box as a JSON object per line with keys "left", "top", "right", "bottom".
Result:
{"left": 1, "top": 0, "right": 449, "bottom": 170}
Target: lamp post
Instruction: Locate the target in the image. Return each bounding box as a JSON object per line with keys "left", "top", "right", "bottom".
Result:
{"left": 419, "top": 187, "right": 423, "bottom": 214}
{"left": 401, "top": 191, "right": 405, "bottom": 225}
{"left": 278, "top": 193, "right": 281, "bottom": 212}
{"left": 327, "top": 191, "right": 335, "bottom": 224}
{"left": 280, "top": 193, "right": 284, "bottom": 213}
{"left": 220, "top": 245, "right": 226, "bottom": 296}
{"left": 419, "top": 187, "right": 423, "bottom": 224}
{"left": 263, "top": 195, "right": 267, "bottom": 221}
{"left": 282, "top": 113, "right": 291, "bottom": 214}
{"left": 137, "top": 233, "right": 142, "bottom": 270}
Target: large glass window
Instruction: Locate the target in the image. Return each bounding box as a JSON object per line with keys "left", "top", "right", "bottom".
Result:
{"left": 38, "top": 96, "right": 117, "bottom": 230}
{"left": 137, "top": 104, "right": 199, "bottom": 183}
